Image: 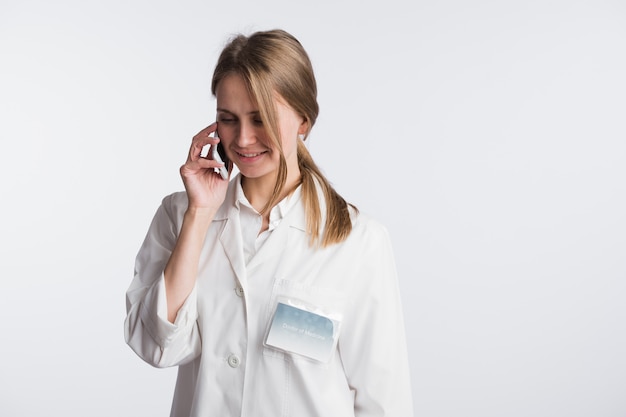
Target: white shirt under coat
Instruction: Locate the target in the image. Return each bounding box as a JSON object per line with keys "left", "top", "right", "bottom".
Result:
{"left": 124, "top": 175, "right": 413, "bottom": 416}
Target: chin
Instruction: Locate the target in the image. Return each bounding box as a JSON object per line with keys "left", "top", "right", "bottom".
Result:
{"left": 238, "top": 167, "right": 273, "bottom": 180}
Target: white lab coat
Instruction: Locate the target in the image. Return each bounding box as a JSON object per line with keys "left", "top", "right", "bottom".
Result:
{"left": 125, "top": 176, "right": 413, "bottom": 417}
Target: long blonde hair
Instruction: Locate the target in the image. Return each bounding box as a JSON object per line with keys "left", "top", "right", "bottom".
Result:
{"left": 211, "top": 29, "right": 356, "bottom": 247}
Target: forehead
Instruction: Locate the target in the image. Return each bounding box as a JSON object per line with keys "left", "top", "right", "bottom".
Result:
{"left": 215, "top": 74, "right": 256, "bottom": 108}
{"left": 216, "top": 73, "right": 295, "bottom": 117}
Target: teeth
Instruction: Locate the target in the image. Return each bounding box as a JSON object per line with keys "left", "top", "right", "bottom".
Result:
{"left": 240, "top": 152, "right": 262, "bottom": 157}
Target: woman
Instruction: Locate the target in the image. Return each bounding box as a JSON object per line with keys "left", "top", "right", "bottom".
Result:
{"left": 125, "top": 29, "right": 413, "bottom": 416}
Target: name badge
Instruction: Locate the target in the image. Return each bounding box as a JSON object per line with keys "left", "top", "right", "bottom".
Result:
{"left": 265, "top": 298, "right": 341, "bottom": 363}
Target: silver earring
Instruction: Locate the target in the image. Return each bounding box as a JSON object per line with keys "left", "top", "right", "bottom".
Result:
{"left": 298, "top": 133, "right": 305, "bottom": 141}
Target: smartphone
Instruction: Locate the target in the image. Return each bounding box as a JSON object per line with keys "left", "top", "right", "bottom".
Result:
{"left": 211, "top": 131, "right": 230, "bottom": 180}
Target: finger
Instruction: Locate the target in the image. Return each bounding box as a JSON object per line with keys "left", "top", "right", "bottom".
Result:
{"left": 182, "top": 156, "right": 224, "bottom": 175}
{"left": 192, "top": 122, "right": 218, "bottom": 140}
{"left": 188, "top": 134, "right": 219, "bottom": 162}
{"left": 188, "top": 123, "right": 220, "bottom": 161}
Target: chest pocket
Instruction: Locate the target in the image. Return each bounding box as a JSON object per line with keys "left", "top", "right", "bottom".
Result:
{"left": 263, "top": 278, "right": 347, "bottom": 366}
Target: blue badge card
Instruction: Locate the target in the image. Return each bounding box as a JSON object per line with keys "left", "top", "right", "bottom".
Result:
{"left": 265, "top": 300, "right": 341, "bottom": 363}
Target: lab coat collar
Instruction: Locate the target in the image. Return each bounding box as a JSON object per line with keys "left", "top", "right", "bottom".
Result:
{"left": 215, "top": 174, "right": 308, "bottom": 231}
{"left": 215, "top": 174, "right": 309, "bottom": 285}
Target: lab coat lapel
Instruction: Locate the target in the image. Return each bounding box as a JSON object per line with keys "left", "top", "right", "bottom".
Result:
{"left": 218, "top": 214, "right": 247, "bottom": 286}
{"left": 215, "top": 180, "right": 248, "bottom": 287}
{"left": 245, "top": 196, "right": 307, "bottom": 273}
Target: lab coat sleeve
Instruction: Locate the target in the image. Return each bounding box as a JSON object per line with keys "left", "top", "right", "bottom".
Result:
{"left": 124, "top": 193, "right": 201, "bottom": 368}
{"left": 339, "top": 219, "right": 414, "bottom": 416}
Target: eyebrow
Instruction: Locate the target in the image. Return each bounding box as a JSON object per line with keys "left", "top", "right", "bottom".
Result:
{"left": 216, "top": 108, "right": 260, "bottom": 116}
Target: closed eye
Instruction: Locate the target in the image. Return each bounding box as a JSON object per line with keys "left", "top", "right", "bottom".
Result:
{"left": 217, "top": 113, "right": 237, "bottom": 123}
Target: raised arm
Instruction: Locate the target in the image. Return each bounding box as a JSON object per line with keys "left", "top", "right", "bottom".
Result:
{"left": 164, "top": 123, "right": 230, "bottom": 322}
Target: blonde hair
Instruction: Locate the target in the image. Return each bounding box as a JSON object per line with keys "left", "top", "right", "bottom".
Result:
{"left": 211, "top": 29, "right": 357, "bottom": 247}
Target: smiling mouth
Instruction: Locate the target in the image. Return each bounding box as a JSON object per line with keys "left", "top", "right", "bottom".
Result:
{"left": 237, "top": 151, "right": 267, "bottom": 158}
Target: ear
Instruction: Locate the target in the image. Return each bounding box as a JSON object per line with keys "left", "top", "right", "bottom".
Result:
{"left": 297, "top": 117, "right": 310, "bottom": 137}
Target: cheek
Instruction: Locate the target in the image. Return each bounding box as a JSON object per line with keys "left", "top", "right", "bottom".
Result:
{"left": 216, "top": 125, "right": 234, "bottom": 141}
{"left": 280, "top": 134, "right": 298, "bottom": 157}
{"left": 278, "top": 122, "right": 299, "bottom": 146}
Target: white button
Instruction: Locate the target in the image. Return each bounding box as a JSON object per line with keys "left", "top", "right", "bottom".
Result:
{"left": 228, "top": 354, "right": 241, "bottom": 368}
{"left": 235, "top": 286, "right": 244, "bottom": 297}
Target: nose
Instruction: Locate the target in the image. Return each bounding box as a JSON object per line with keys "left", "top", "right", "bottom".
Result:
{"left": 235, "top": 122, "right": 256, "bottom": 147}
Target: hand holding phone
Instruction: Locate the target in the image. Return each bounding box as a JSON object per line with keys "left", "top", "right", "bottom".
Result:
{"left": 182, "top": 123, "right": 231, "bottom": 210}
{"left": 211, "top": 131, "right": 230, "bottom": 181}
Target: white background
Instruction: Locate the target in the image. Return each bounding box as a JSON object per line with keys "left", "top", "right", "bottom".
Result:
{"left": 1, "top": 0, "right": 625, "bottom": 416}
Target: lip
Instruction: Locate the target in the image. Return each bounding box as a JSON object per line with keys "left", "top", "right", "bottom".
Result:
{"left": 234, "top": 149, "right": 268, "bottom": 163}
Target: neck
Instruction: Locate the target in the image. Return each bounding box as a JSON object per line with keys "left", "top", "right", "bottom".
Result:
{"left": 242, "top": 167, "right": 301, "bottom": 214}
